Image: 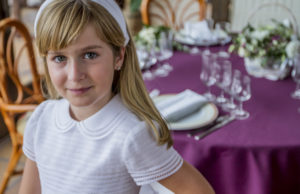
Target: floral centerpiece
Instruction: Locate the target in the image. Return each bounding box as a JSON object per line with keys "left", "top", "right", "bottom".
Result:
{"left": 134, "top": 25, "right": 168, "bottom": 49}
{"left": 134, "top": 25, "right": 188, "bottom": 51}
{"left": 229, "top": 19, "right": 300, "bottom": 80}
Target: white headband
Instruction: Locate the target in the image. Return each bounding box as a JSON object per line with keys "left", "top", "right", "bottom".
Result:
{"left": 34, "top": 0, "right": 130, "bottom": 45}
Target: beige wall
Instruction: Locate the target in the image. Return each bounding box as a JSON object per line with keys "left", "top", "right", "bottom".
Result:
{"left": 230, "top": 0, "right": 300, "bottom": 33}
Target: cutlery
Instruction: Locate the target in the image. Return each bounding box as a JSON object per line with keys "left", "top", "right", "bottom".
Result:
{"left": 187, "top": 115, "right": 229, "bottom": 137}
{"left": 194, "top": 115, "right": 235, "bottom": 140}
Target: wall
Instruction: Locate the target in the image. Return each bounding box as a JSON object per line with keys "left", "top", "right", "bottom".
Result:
{"left": 230, "top": 0, "right": 300, "bottom": 33}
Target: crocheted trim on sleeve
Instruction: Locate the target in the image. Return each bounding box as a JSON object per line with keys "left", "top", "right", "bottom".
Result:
{"left": 132, "top": 152, "right": 183, "bottom": 186}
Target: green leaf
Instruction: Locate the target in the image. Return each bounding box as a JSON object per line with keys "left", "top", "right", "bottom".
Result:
{"left": 130, "top": 0, "right": 142, "bottom": 13}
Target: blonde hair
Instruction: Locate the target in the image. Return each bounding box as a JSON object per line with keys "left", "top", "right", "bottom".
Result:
{"left": 36, "top": 0, "right": 172, "bottom": 147}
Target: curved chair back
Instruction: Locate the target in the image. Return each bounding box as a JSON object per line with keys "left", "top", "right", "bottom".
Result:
{"left": 0, "top": 18, "right": 44, "bottom": 193}
{"left": 141, "top": 0, "right": 206, "bottom": 30}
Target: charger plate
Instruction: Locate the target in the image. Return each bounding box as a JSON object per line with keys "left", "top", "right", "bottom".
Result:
{"left": 153, "top": 95, "right": 219, "bottom": 130}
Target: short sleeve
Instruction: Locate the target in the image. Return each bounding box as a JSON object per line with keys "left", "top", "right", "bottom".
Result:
{"left": 22, "top": 101, "right": 47, "bottom": 161}
{"left": 122, "top": 122, "right": 183, "bottom": 186}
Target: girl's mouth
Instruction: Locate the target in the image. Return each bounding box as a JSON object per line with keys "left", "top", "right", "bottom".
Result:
{"left": 68, "top": 86, "right": 92, "bottom": 95}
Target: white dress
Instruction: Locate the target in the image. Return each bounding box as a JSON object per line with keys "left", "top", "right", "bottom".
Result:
{"left": 23, "top": 94, "right": 183, "bottom": 194}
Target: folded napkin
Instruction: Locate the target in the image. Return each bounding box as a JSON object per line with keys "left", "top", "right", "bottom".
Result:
{"left": 155, "top": 89, "right": 207, "bottom": 122}
{"left": 183, "top": 20, "right": 215, "bottom": 41}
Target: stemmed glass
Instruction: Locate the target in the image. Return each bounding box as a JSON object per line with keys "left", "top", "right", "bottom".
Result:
{"left": 141, "top": 41, "right": 157, "bottom": 80}
{"left": 215, "top": 21, "right": 231, "bottom": 58}
{"left": 154, "top": 31, "right": 174, "bottom": 77}
{"left": 200, "top": 52, "right": 217, "bottom": 101}
{"left": 291, "top": 54, "right": 300, "bottom": 113}
{"left": 291, "top": 54, "right": 300, "bottom": 99}
{"left": 222, "top": 69, "right": 240, "bottom": 112}
{"left": 215, "top": 59, "right": 232, "bottom": 105}
{"left": 231, "top": 72, "right": 251, "bottom": 120}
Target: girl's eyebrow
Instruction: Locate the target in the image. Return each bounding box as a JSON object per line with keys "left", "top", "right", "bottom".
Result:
{"left": 47, "top": 45, "right": 103, "bottom": 55}
{"left": 81, "top": 45, "right": 103, "bottom": 51}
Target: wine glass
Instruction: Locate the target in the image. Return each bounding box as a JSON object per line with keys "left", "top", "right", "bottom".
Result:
{"left": 215, "top": 21, "right": 231, "bottom": 58}
{"left": 291, "top": 54, "right": 300, "bottom": 113}
{"left": 154, "top": 31, "right": 173, "bottom": 77}
{"left": 231, "top": 73, "right": 251, "bottom": 120}
{"left": 291, "top": 54, "right": 300, "bottom": 99}
{"left": 141, "top": 41, "right": 157, "bottom": 80}
{"left": 222, "top": 69, "right": 240, "bottom": 112}
{"left": 215, "top": 59, "right": 232, "bottom": 105}
{"left": 200, "top": 52, "right": 217, "bottom": 101}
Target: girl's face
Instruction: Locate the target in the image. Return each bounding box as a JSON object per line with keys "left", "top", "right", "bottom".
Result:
{"left": 46, "top": 23, "right": 124, "bottom": 120}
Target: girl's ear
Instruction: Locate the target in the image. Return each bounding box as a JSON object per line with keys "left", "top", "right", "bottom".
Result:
{"left": 115, "top": 47, "right": 125, "bottom": 70}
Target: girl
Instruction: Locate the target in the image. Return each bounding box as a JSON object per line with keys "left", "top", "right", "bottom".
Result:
{"left": 19, "top": 0, "right": 215, "bottom": 193}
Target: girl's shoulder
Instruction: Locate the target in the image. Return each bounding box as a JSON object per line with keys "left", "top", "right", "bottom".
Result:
{"left": 36, "top": 98, "right": 65, "bottom": 110}
{"left": 30, "top": 98, "right": 67, "bottom": 121}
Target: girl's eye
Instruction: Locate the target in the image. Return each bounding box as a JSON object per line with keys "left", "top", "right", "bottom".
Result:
{"left": 53, "top": 56, "right": 66, "bottom": 63}
{"left": 84, "top": 52, "right": 98, "bottom": 59}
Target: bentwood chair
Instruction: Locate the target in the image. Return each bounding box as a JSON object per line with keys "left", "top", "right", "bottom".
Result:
{"left": 141, "top": 0, "right": 206, "bottom": 30}
{"left": 0, "top": 18, "right": 44, "bottom": 193}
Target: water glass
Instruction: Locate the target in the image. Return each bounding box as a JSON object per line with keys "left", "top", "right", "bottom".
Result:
{"left": 215, "top": 59, "right": 232, "bottom": 105}
{"left": 222, "top": 69, "right": 240, "bottom": 112}
{"left": 291, "top": 54, "right": 300, "bottom": 99}
{"left": 154, "top": 31, "right": 174, "bottom": 77}
{"left": 231, "top": 73, "right": 251, "bottom": 120}
{"left": 215, "top": 21, "right": 231, "bottom": 58}
{"left": 200, "top": 52, "right": 217, "bottom": 101}
{"left": 141, "top": 41, "right": 157, "bottom": 80}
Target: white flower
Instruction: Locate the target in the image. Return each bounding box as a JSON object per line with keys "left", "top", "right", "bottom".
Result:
{"left": 251, "top": 39, "right": 258, "bottom": 46}
{"left": 282, "top": 19, "right": 292, "bottom": 28}
{"left": 251, "top": 30, "right": 269, "bottom": 40}
{"left": 238, "top": 47, "right": 246, "bottom": 57}
{"left": 137, "top": 27, "right": 157, "bottom": 47}
{"left": 286, "top": 40, "right": 300, "bottom": 58}
{"left": 239, "top": 36, "right": 247, "bottom": 45}
{"left": 272, "top": 40, "right": 278, "bottom": 46}
{"left": 258, "top": 49, "right": 266, "bottom": 57}
{"left": 246, "top": 44, "right": 255, "bottom": 52}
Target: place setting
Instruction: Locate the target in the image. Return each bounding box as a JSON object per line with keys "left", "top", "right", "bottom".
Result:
{"left": 174, "top": 20, "right": 232, "bottom": 47}
{"left": 150, "top": 50, "right": 253, "bottom": 140}
{"left": 151, "top": 88, "right": 238, "bottom": 140}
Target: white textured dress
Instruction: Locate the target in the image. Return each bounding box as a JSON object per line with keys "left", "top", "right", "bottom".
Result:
{"left": 23, "top": 94, "right": 183, "bottom": 194}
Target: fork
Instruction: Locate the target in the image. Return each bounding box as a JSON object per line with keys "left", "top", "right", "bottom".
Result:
{"left": 187, "top": 115, "right": 229, "bottom": 137}
{"left": 194, "top": 115, "right": 235, "bottom": 140}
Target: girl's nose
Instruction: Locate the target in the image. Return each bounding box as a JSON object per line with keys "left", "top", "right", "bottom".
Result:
{"left": 68, "top": 59, "right": 85, "bottom": 81}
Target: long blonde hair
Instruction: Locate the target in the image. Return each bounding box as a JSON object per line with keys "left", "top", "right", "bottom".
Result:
{"left": 35, "top": 0, "right": 172, "bottom": 147}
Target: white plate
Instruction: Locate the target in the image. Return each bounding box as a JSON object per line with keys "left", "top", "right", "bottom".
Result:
{"left": 153, "top": 95, "right": 219, "bottom": 130}
{"left": 174, "top": 32, "right": 231, "bottom": 46}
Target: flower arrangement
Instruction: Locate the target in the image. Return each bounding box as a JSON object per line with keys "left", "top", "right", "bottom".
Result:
{"left": 229, "top": 19, "right": 300, "bottom": 67}
{"left": 134, "top": 25, "right": 170, "bottom": 48}
{"left": 134, "top": 25, "right": 188, "bottom": 52}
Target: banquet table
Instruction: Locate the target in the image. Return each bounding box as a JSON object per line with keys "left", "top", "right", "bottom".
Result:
{"left": 143, "top": 46, "right": 300, "bottom": 194}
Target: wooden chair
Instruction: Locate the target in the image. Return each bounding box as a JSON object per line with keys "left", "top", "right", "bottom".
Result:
{"left": 0, "top": 18, "right": 44, "bottom": 193}
{"left": 140, "top": 0, "right": 206, "bottom": 30}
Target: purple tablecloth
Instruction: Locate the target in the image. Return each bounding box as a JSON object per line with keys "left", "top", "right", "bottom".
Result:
{"left": 144, "top": 46, "right": 300, "bottom": 194}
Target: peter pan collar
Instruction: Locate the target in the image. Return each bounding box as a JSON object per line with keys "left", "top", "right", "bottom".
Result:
{"left": 54, "top": 94, "right": 127, "bottom": 139}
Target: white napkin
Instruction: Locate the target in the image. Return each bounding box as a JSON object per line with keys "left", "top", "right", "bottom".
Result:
{"left": 155, "top": 89, "right": 207, "bottom": 122}
{"left": 183, "top": 20, "right": 215, "bottom": 41}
